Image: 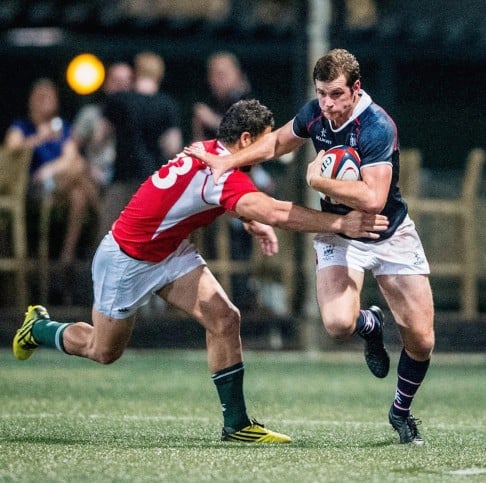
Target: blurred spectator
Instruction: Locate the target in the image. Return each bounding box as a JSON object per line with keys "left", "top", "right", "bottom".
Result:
{"left": 192, "top": 51, "right": 252, "bottom": 141}
{"left": 345, "top": 0, "right": 377, "bottom": 30}
{"left": 99, "top": 51, "right": 183, "bottom": 237}
{"left": 3, "top": 78, "right": 99, "bottom": 267}
{"left": 72, "top": 62, "right": 134, "bottom": 189}
{"left": 192, "top": 51, "right": 274, "bottom": 309}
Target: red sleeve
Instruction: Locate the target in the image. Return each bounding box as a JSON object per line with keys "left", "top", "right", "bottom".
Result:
{"left": 219, "top": 170, "right": 259, "bottom": 212}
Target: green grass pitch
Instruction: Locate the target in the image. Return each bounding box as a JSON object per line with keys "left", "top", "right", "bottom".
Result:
{"left": 1, "top": 349, "right": 485, "bottom": 482}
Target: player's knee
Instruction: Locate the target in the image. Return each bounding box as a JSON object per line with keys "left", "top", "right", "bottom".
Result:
{"left": 417, "top": 335, "right": 435, "bottom": 359}
{"left": 206, "top": 303, "right": 241, "bottom": 339}
{"left": 323, "top": 316, "right": 355, "bottom": 341}
{"left": 91, "top": 347, "right": 124, "bottom": 365}
{"left": 405, "top": 330, "right": 435, "bottom": 359}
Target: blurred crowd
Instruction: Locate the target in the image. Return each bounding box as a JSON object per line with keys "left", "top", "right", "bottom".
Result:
{"left": 2, "top": 49, "right": 276, "bottom": 306}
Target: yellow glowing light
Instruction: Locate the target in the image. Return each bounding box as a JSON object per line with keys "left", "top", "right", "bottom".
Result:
{"left": 66, "top": 53, "right": 105, "bottom": 95}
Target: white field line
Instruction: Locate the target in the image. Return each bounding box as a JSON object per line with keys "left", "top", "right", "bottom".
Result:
{"left": 1, "top": 412, "right": 485, "bottom": 430}
{"left": 448, "top": 469, "right": 486, "bottom": 475}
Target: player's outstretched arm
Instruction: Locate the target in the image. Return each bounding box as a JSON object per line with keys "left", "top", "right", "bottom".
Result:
{"left": 184, "top": 121, "right": 303, "bottom": 184}
{"left": 235, "top": 192, "right": 388, "bottom": 238}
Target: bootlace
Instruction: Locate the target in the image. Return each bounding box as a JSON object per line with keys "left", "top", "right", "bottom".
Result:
{"left": 406, "top": 415, "right": 422, "bottom": 436}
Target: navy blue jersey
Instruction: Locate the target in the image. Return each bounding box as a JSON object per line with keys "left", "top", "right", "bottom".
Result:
{"left": 293, "top": 90, "right": 407, "bottom": 242}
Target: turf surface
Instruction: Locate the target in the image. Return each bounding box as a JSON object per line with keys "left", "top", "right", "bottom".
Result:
{"left": 1, "top": 349, "right": 485, "bottom": 482}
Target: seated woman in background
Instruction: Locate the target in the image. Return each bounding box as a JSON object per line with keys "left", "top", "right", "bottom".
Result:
{"left": 4, "top": 78, "right": 99, "bottom": 267}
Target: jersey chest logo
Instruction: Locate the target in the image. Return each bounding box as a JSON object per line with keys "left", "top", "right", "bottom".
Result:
{"left": 315, "top": 127, "right": 332, "bottom": 146}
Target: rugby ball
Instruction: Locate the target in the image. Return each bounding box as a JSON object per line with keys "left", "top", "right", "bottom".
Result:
{"left": 320, "top": 145, "right": 361, "bottom": 180}
{"left": 320, "top": 145, "right": 361, "bottom": 204}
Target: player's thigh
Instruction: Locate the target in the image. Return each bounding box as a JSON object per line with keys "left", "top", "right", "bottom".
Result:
{"left": 377, "top": 274, "right": 434, "bottom": 340}
{"left": 91, "top": 307, "right": 136, "bottom": 355}
{"left": 157, "top": 265, "right": 238, "bottom": 330}
{"left": 316, "top": 265, "right": 364, "bottom": 324}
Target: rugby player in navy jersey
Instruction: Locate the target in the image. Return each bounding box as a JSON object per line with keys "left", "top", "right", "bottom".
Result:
{"left": 13, "top": 99, "right": 388, "bottom": 444}
{"left": 185, "top": 49, "right": 434, "bottom": 445}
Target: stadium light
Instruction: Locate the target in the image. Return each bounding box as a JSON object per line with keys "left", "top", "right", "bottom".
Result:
{"left": 66, "top": 53, "right": 105, "bottom": 95}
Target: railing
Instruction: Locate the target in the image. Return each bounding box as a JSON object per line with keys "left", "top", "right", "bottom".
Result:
{"left": 401, "top": 148, "right": 485, "bottom": 319}
{"left": 1, "top": 147, "right": 485, "bottom": 323}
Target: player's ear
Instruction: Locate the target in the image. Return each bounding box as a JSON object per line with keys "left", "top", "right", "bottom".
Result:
{"left": 352, "top": 79, "right": 360, "bottom": 93}
{"left": 239, "top": 131, "right": 252, "bottom": 148}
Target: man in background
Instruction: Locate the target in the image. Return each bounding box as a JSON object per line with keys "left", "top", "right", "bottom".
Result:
{"left": 72, "top": 62, "right": 133, "bottom": 191}
{"left": 192, "top": 51, "right": 252, "bottom": 141}
{"left": 100, "top": 51, "right": 183, "bottom": 236}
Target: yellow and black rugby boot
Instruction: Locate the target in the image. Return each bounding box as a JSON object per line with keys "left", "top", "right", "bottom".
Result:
{"left": 13, "top": 305, "right": 50, "bottom": 360}
{"left": 221, "top": 419, "right": 291, "bottom": 443}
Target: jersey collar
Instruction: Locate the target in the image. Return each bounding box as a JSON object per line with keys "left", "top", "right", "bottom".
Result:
{"left": 215, "top": 140, "right": 231, "bottom": 155}
{"left": 329, "top": 89, "right": 373, "bottom": 133}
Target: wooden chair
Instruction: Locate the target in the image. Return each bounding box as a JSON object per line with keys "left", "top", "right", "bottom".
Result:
{"left": 192, "top": 216, "right": 295, "bottom": 312}
{"left": 406, "top": 148, "right": 485, "bottom": 319}
{"left": 0, "top": 145, "right": 32, "bottom": 307}
{"left": 250, "top": 227, "right": 295, "bottom": 316}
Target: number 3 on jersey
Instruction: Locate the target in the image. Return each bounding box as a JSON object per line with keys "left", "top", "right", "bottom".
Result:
{"left": 151, "top": 156, "right": 193, "bottom": 189}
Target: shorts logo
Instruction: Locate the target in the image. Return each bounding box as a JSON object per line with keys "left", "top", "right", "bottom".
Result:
{"left": 322, "top": 244, "right": 335, "bottom": 260}
{"left": 413, "top": 251, "right": 425, "bottom": 266}
{"left": 117, "top": 307, "right": 130, "bottom": 313}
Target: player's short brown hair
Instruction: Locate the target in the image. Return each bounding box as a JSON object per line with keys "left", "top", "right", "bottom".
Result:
{"left": 313, "top": 48, "right": 361, "bottom": 88}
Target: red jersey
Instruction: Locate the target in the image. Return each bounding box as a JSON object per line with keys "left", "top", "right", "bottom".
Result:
{"left": 111, "top": 139, "right": 258, "bottom": 262}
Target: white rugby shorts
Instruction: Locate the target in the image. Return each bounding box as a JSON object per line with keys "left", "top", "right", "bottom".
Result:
{"left": 313, "top": 215, "right": 430, "bottom": 276}
{"left": 92, "top": 232, "right": 206, "bottom": 318}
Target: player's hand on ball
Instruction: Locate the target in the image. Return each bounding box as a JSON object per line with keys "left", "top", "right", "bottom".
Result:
{"left": 306, "top": 150, "right": 326, "bottom": 187}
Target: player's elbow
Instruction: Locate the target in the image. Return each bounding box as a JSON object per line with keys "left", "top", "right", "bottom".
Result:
{"left": 362, "top": 204, "right": 384, "bottom": 215}
{"left": 236, "top": 194, "right": 282, "bottom": 226}
{"left": 358, "top": 197, "right": 386, "bottom": 214}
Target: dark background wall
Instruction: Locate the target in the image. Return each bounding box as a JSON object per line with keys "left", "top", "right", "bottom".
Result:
{"left": 0, "top": 0, "right": 485, "bottom": 172}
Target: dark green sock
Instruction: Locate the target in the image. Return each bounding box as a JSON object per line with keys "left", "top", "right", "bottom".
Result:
{"left": 32, "top": 319, "right": 72, "bottom": 353}
{"left": 212, "top": 362, "right": 250, "bottom": 431}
